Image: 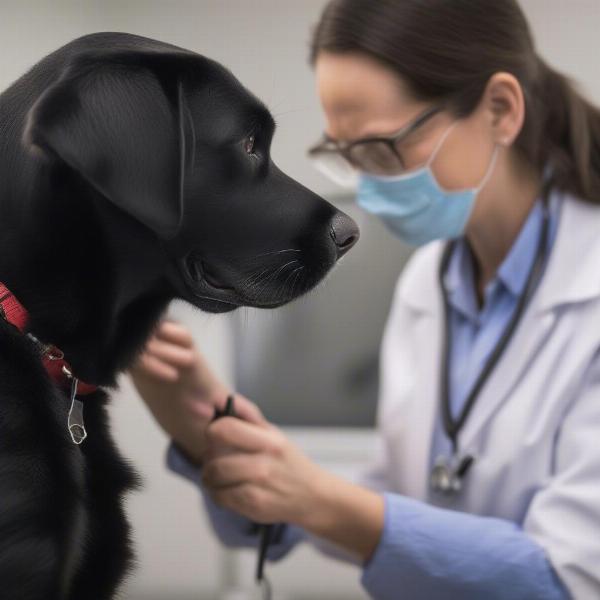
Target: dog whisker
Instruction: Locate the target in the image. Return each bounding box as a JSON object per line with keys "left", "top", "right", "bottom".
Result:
{"left": 251, "top": 248, "right": 301, "bottom": 259}
{"left": 278, "top": 264, "right": 302, "bottom": 301}
{"left": 253, "top": 259, "right": 300, "bottom": 286}
{"left": 240, "top": 266, "right": 273, "bottom": 290}
{"left": 193, "top": 294, "right": 239, "bottom": 306}
{"left": 272, "top": 108, "right": 310, "bottom": 119}
{"left": 290, "top": 266, "right": 305, "bottom": 299}
{"left": 278, "top": 265, "right": 304, "bottom": 303}
{"left": 251, "top": 259, "right": 300, "bottom": 298}
{"left": 266, "top": 261, "right": 304, "bottom": 304}
{"left": 241, "top": 263, "right": 286, "bottom": 292}
{"left": 223, "top": 248, "right": 301, "bottom": 263}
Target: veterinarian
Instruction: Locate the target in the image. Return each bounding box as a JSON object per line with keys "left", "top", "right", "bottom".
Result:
{"left": 130, "top": 0, "right": 600, "bottom": 598}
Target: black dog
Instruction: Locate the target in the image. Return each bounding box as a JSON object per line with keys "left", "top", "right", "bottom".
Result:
{"left": 0, "top": 32, "right": 358, "bottom": 599}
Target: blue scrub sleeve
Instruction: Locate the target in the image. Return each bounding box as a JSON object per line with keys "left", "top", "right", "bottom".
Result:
{"left": 165, "top": 441, "right": 304, "bottom": 561}
{"left": 361, "top": 492, "right": 570, "bottom": 600}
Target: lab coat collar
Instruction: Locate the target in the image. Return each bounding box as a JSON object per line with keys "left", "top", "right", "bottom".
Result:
{"left": 443, "top": 196, "right": 547, "bottom": 303}
{"left": 537, "top": 192, "right": 600, "bottom": 312}
{"left": 442, "top": 240, "right": 480, "bottom": 323}
{"left": 397, "top": 241, "right": 444, "bottom": 314}
{"left": 497, "top": 197, "right": 550, "bottom": 297}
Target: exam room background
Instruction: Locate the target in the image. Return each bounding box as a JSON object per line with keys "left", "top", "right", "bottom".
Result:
{"left": 1, "top": 1, "right": 599, "bottom": 598}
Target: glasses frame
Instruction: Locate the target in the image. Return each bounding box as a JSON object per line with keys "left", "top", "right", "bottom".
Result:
{"left": 308, "top": 104, "right": 444, "bottom": 173}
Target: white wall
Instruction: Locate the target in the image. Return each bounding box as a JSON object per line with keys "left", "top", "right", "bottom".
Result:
{"left": 1, "top": 1, "right": 599, "bottom": 598}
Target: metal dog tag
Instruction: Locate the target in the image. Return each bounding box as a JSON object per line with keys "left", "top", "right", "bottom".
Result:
{"left": 67, "top": 377, "right": 87, "bottom": 445}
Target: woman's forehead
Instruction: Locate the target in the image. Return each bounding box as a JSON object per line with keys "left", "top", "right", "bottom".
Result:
{"left": 316, "top": 53, "right": 408, "bottom": 105}
{"left": 315, "top": 52, "right": 422, "bottom": 140}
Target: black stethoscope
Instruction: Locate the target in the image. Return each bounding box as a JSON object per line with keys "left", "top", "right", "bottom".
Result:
{"left": 430, "top": 188, "right": 553, "bottom": 496}
{"left": 213, "top": 395, "right": 279, "bottom": 600}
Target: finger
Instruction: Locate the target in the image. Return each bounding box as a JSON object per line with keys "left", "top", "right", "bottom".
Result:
{"left": 206, "top": 417, "right": 283, "bottom": 455}
{"left": 202, "top": 453, "right": 269, "bottom": 489}
{"left": 192, "top": 401, "right": 216, "bottom": 420}
{"left": 146, "top": 338, "right": 196, "bottom": 369}
{"left": 135, "top": 353, "right": 179, "bottom": 382}
{"left": 155, "top": 320, "right": 195, "bottom": 349}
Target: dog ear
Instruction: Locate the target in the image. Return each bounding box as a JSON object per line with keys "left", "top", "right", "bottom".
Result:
{"left": 24, "top": 60, "right": 189, "bottom": 240}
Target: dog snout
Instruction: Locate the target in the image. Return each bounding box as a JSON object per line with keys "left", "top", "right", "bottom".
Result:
{"left": 330, "top": 213, "right": 360, "bottom": 258}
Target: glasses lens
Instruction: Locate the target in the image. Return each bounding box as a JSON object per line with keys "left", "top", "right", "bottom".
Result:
{"left": 310, "top": 151, "right": 358, "bottom": 189}
{"left": 348, "top": 141, "right": 404, "bottom": 176}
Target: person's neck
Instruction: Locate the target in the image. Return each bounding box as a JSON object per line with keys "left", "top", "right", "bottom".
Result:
{"left": 466, "top": 156, "right": 542, "bottom": 304}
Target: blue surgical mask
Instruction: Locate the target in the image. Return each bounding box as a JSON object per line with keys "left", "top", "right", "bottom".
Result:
{"left": 356, "top": 123, "right": 499, "bottom": 246}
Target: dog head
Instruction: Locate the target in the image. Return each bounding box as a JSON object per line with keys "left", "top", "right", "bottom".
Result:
{"left": 24, "top": 33, "right": 359, "bottom": 317}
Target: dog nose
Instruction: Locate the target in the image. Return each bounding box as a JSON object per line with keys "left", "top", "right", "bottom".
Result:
{"left": 330, "top": 213, "right": 360, "bottom": 258}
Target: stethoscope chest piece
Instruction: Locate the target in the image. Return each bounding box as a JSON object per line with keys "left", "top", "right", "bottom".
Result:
{"left": 430, "top": 454, "right": 475, "bottom": 496}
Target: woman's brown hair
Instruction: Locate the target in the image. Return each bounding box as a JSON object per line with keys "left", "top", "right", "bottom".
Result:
{"left": 310, "top": 0, "right": 600, "bottom": 204}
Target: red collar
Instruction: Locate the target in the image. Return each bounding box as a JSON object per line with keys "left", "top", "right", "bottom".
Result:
{"left": 0, "top": 282, "right": 98, "bottom": 395}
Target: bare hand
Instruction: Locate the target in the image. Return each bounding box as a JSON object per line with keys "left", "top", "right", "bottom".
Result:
{"left": 129, "top": 320, "right": 266, "bottom": 464}
{"left": 201, "top": 416, "right": 330, "bottom": 526}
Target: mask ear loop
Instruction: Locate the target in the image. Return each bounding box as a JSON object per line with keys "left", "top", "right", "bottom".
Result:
{"left": 426, "top": 121, "right": 460, "bottom": 169}
{"left": 427, "top": 119, "right": 500, "bottom": 194}
{"left": 474, "top": 144, "right": 500, "bottom": 193}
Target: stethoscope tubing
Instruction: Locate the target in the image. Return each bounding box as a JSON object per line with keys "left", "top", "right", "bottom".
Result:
{"left": 437, "top": 184, "right": 554, "bottom": 458}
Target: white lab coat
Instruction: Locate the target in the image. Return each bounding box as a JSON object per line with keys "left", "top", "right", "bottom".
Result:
{"left": 358, "top": 190, "right": 600, "bottom": 598}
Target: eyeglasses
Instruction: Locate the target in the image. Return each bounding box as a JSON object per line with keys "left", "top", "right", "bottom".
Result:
{"left": 308, "top": 105, "right": 443, "bottom": 187}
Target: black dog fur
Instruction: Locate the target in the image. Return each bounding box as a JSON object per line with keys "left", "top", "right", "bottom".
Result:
{"left": 0, "top": 32, "right": 358, "bottom": 599}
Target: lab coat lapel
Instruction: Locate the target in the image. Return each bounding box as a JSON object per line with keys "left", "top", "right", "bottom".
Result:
{"left": 459, "top": 192, "right": 598, "bottom": 450}
{"left": 458, "top": 308, "right": 557, "bottom": 451}
{"left": 402, "top": 308, "right": 444, "bottom": 499}
{"left": 389, "top": 241, "right": 445, "bottom": 499}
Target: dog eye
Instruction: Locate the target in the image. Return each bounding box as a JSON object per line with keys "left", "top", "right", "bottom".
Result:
{"left": 244, "top": 135, "right": 256, "bottom": 156}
